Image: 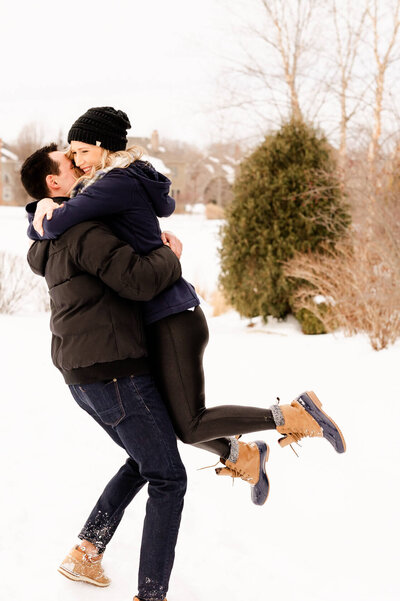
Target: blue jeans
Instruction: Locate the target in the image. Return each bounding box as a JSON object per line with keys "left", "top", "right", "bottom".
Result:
{"left": 69, "top": 374, "right": 187, "bottom": 601}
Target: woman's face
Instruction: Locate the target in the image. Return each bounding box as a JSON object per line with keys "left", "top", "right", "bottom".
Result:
{"left": 70, "top": 141, "right": 103, "bottom": 174}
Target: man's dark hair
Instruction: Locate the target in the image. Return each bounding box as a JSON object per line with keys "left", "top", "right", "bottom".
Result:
{"left": 20, "top": 143, "right": 60, "bottom": 200}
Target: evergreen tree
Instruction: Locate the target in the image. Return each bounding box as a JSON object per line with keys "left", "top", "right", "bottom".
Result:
{"left": 219, "top": 120, "right": 351, "bottom": 323}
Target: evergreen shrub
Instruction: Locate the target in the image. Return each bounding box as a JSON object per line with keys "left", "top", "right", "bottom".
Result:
{"left": 295, "top": 307, "right": 327, "bottom": 335}
{"left": 219, "top": 120, "right": 351, "bottom": 324}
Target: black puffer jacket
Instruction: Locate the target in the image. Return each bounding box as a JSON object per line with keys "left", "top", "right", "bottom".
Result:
{"left": 27, "top": 220, "right": 181, "bottom": 384}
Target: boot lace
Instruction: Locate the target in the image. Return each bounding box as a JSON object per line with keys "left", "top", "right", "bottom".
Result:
{"left": 197, "top": 460, "right": 220, "bottom": 471}
{"left": 197, "top": 435, "right": 243, "bottom": 472}
{"left": 284, "top": 430, "right": 319, "bottom": 457}
{"left": 223, "top": 463, "right": 254, "bottom": 483}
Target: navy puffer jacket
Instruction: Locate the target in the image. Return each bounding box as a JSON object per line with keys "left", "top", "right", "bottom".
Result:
{"left": 26, "top": 161, "right": 199, "bottom": 323}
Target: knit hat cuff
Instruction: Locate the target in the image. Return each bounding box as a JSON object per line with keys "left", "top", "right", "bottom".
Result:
{"left": 68, "top": 127, "right": 125, "bottom": 152}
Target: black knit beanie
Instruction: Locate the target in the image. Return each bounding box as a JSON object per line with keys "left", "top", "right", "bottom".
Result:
{"left": 67, "top": 106, "right": 131, "bottom": 152}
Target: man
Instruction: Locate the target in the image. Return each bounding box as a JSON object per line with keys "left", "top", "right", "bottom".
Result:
{"left": 21, "top": 145, "right": 186, "bottom": 601}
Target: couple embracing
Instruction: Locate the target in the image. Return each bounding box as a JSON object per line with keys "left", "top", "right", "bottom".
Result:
{"left": 21, "top": 106, "right": 346, "bottom": 601}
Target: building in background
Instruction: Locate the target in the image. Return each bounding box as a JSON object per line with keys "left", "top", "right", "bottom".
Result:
{"left": 128, "top": 130, "right": 188, "bottom": 209}
{"left": 0, "top": 131, "right": 243, "bottom": 209}
{"left": 128, "top": 130, "right": 243, "bottom": 210}
{"left": 0, "top": 139, "right": 24, "bottom": 206}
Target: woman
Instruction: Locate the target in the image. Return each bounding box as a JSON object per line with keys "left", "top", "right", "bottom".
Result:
{"left": 28, "top": 107, "right": 346, "bottom": 502}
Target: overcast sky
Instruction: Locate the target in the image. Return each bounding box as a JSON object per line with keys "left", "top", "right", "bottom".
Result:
{"left": 2, "top": 1, "right": 398, "bottom": 152}
{"left": 0, "top": 0, "right": 243, "bottom": 148}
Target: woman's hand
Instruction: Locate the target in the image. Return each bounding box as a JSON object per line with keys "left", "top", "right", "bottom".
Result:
{"left": 33, "top": 198, "right": 64, "bottom": 236}
{"left": 161, "top": 231, "right": 182, "bottom": 259}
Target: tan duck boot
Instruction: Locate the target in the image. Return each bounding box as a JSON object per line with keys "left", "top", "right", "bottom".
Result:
{"left": 58, "top": 545, "right": 111, "bottom": 587}
{"left": 271, "top": 390, "right": 346, "bottom": 453}
{"left": 215, "top": 439, "right": 270, "bottom": 505}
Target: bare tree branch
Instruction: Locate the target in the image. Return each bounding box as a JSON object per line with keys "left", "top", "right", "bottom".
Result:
{"left": 367, "top": 0, "right": 400, "bottom": 185}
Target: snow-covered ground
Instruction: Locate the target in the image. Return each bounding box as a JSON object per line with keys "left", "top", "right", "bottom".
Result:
{"left": 1, "top": 207, "right": 399, "bottom": 601}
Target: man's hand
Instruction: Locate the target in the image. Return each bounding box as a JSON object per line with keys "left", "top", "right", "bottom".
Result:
{"left": 161, "top": 231, "right": 182, "bottom": 259}
{"left": 33, "top": 198, "right": 64, "bottom": 236}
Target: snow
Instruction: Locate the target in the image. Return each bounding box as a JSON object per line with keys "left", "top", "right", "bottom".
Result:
{"left": 1, "top": 206, "right": 399, "bottom": 601}
{"left": 184, "top": 202, "right": 207, "bottom": 216}
{"left": 313, "top": 294, "right": 336, "bottom": 306}
{"left": 0, "top": 206, "right": 31, "bottom": 255}
{"left": 1, "top": 147, "right": 18, "bottom": 161}
{"left": 143, "top": 154, "right": 171, "bottom": 175}
{"left": 222, "top": 163, "right": 235, "bottom": 184}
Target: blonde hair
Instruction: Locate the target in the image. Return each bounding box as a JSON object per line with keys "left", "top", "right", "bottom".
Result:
{"left": 66, "top": 144, "right": 144, "bottom": 188}
{"left": 99, "top": 145, "right": 144, "bottom": 170}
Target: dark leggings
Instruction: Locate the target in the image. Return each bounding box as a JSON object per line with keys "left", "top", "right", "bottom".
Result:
{"left": 146, "top": 306, "right": 275, "bottom": 458}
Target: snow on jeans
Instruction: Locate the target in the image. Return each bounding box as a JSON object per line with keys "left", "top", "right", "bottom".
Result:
{"left": 69, "top": 374, "right": 187, "bottom": 601}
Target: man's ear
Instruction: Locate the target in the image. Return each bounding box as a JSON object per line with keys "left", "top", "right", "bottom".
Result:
{"left": 45, "top": 174, "right": 59, "bottom": 191}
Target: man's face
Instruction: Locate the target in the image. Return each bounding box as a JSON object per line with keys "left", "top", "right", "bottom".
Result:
{"left": 48, "top": 151, "right": 77, "bottom": 196}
